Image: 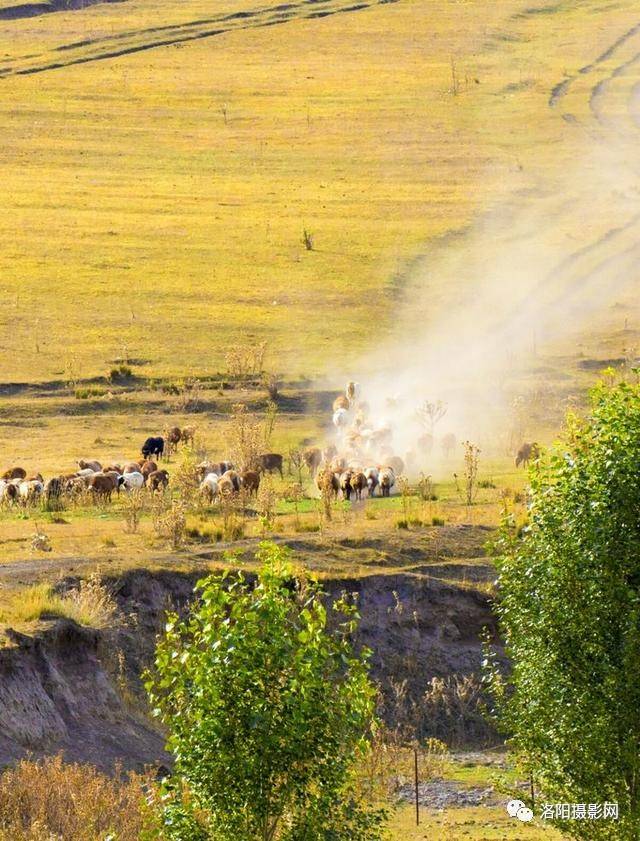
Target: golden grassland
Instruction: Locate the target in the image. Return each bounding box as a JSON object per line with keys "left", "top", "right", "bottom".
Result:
{"left": 0, "top": 0, "right": 638, "bottom": 383}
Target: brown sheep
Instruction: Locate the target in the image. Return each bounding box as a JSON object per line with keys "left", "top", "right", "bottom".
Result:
{"left": 257, "top": 453, "right": 283, "bottom": 477}
{"left": 103, "top": 464, "right": 122, "bottom": 475}
{"left": 181, "top": 426, "right": 196, "bottom": 446}
{"left": 303, "top": 447, "right": 322, "bottom": 476}
{"left": 221, "top": 469, "right": 241, "bottom": 492}
{"left": 124, "top": 462, "right": 142, "bottom": 474}
{"left": 240, "top": 470, "right": 261, "bottom": 496}
{"left": 316, "top": 465, "right": 339, "bottom": 498}
{"left": 165, "top": 426, "right": 182, "bottom": 456}
{"left": 333, "top": 395, "right": 350, "bottom": 412}
{"left": 217, "top": 476, "right": 235, "bottom": 497}
{"left": 2, "top": 467, "right": 26, "bottom": 481}
{"left": 141, "top": 460, "right": 158, "bottom": 480}
{"left": 516, "top": 442, "right": 540, "bottom": 468}
{"left": 88, "top": 473, "right": 119, "bottom": 502}
{"left": 148, "top": 469, "right": 170, "bottom": 491}
{"left": 78, "top": 459, "right": 102, "bottom": 473}
{"left": 350, "top": 471, "right": 366, "bottom": 501}
{"left": 417, "top": 433, "right": 434, "bottom": 454}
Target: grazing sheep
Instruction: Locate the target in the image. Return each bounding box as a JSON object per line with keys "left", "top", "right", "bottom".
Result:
{"left": 332, "top": 408, "right": 348, "bottom": 431}
{"left": 217, "top": 476, "right": 235, "bottom": 497}
{"left": 387, "top": 456, "right": 405, "bottom": 476}
{"left": 221, "top": 469, "right": 241, "bottom": 492}
{"left": 200, "top": 473, "right": 219, "bottom": 501}
{"left": 339, "top": 470, "right": 353, "bottom": 501}
{"left": 103, "top": 464, "right": 122, "bottom": 475}
{"left": 0, "top": 480, "right": 17, "bottom": 503}
{"left": 330, "top": 456, "right": 347, "bottom": 473}
{"left": 181, "top": 426, "right": 196, "bottom": 447}
{"left": 333, "top": 395, "right": 350, "bottom": 412}
{"left": 350, "top": 471, "right": 366, "bottom": 501}
{"left": 257, "top": 453, "right": 283, "bottom": 477}
{"left": 378, "top": 467, "right": 395, "bottom": 497}
{"left": 303, "top": 447, "right": 322, "bottom": 476}
{"left": 216, "top": 461, "right": 234, "bottom": 475}
{"left": 142, "top": 436, "right": 164, "bottom": 460}
{"left": 18, "top": 479, "right": 43, "bottom": 503}
{"left": 346, "top": 381, "right": 360, "bottom": 402}
{"left": 516, "top": 442, "right": 539, "bottom": 468}
{"left": 417, "top": 433, "right": 434, "bottom": 454}
{"left": 75, "top": 468, "right": 96, "bottom": 479}
{"left": 316, "top": 465, "right": 339, "bottom": 498}
{"left": 44, "top": 477, "right": 64, "bottom": 504}
{"left": 124, "top": 462, "right": 142, "bottom": 474}
{"left": 121, "top": 471, "right": 145, "bottom": 491}
{"left": 148, "top": 469, "right": 170, "bottom": 492}
{"left": 364, "top": 466, "right": 379, "bottom": 497}
{"left": 167, "top": 426, "right": 182, "bottom": 454}
{"left": 441, "top": 433, "right": 456, "bottom": 458}
{"left": 141, "top": 460, "right": 158, "bottom": 480}
{"left": 89, "top": 472, "right": 120, "bottom": 501}
{"left": 240, "top": 470, "right": 261, "bottom": 496}
{"left": 197, "top": 460, "right": 214, "bottom": 480}
{"left": 2, "top": 467, "right": 26, "bottom": 481}
{"left": 78, "top": 459, "right": 102, "bottom": 473}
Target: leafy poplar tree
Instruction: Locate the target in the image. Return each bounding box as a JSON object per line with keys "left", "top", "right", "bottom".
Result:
{"left": 146, "top": 542, "right": 384, "bottom": 841}
{"left": 488, "top": 380, "right": 640, "bottom": 839}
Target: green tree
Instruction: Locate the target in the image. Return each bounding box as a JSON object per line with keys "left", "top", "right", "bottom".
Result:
{"left": 487, "top": 380, "right": 640, "bottom": 839}
{"left": 146, "top": 542, "right": 385, "bottom": 841}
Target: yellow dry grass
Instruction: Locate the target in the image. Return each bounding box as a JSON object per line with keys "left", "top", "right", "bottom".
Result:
{"left": 0, "top": 0, "right": 637, "bottom": 384}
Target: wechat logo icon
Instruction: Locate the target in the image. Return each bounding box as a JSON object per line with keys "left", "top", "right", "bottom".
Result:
{"left": 507, "top": 799, "right": 534, "bottom": 822}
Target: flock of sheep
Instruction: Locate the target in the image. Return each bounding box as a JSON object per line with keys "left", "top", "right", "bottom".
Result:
{"left": 306, "top": 381, "right": 444, "bottom": 502}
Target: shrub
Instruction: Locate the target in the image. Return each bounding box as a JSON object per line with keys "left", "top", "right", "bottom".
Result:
{"left": 0, "top": 755, "right": 155, "bottom": 841}
{"left": 0, "top": 574, "right": 117, "bottom": 629}
{"left": 488, "top": 380, "right": 640, "bottom": 838}
{"left": 146, "top": 542, "right": 385, "bottom": 841}
{"left": 109, "top": 364, "right": 132, "bottom": 382}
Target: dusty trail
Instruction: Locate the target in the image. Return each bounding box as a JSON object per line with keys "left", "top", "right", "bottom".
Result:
{"left": 370, "top": 13, "right": 640, "bottom": 409}
{"left": 0, "top": 0, "right": 400, "bottom": 78}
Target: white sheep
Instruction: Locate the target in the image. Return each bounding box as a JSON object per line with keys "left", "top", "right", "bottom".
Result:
{"left": 121, "top": 471, "right": 145, "bottom": 491}
{"left": 364, "top": 466, "right": 379, "bottom": 496}
{"left": 200, "top": 473, "right": 219, "bottom": 501}
{"left": 378, "top": 467, "right": 395, "bottom": 497}
{"left": 18, "top": 479, "right": 43, "bottom": 502}
{"left": 332, "top": 408, "right": 348, "bottom": 430}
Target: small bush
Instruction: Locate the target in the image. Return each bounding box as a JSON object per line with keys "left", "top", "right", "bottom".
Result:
{"left": 432, "top": 516, "right": 445, "bottom": 526}
{"left": 395, "top": 519, "right": 409, "bottom": 530}
{"left": 478, "top": 479, "right": 496, "bottom": 489}
{"left": 109, "top": 364, "right": 132, "bottom": 382}
{"left": 75, "top": 386, "right": 107, "bottom": 400}
{"left": 0, "top": 754, "right": 155, "bottom": 841}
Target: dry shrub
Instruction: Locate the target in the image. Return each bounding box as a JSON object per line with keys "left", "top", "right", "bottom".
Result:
{"left": 224, "top": 341, "right": 267, "bottom": 378}
{"left": 175, "top": 377, "right": 202, "bottom": 413}
{"left": 219, "top": 490, "right": 244, "bottom": 541}
{"left": 261, "top": 371, "right": 279, "bottom": 401}
{"left": 257, "top": 475, "right": 277, "bottom": 535}
{"left": 0, "top": 754, "right": 156, "bottom": 841}
{"left": 171, "top": 446, "right": 201, "bottom": 506}
{"left": 122, "top": 489, "right": 145, "bottom": 534}
{"left": 453, "top": 441, "right": 480, "bottom": 506}
{"left": 0, "top": 574, "right": 117, "bottom": 629}
{"left": 154, "top": 500, "right": 187, "bottom": 549}
{"left": 226, "top": 403, "right": 263, "bottom": 471}
{"left": 419, "top": 674, "right": 495, "bottom": 747}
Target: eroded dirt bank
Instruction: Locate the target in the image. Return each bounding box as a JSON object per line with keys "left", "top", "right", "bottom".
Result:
{"left": 0, "top": 547, "right": 501, "bottom": 770}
